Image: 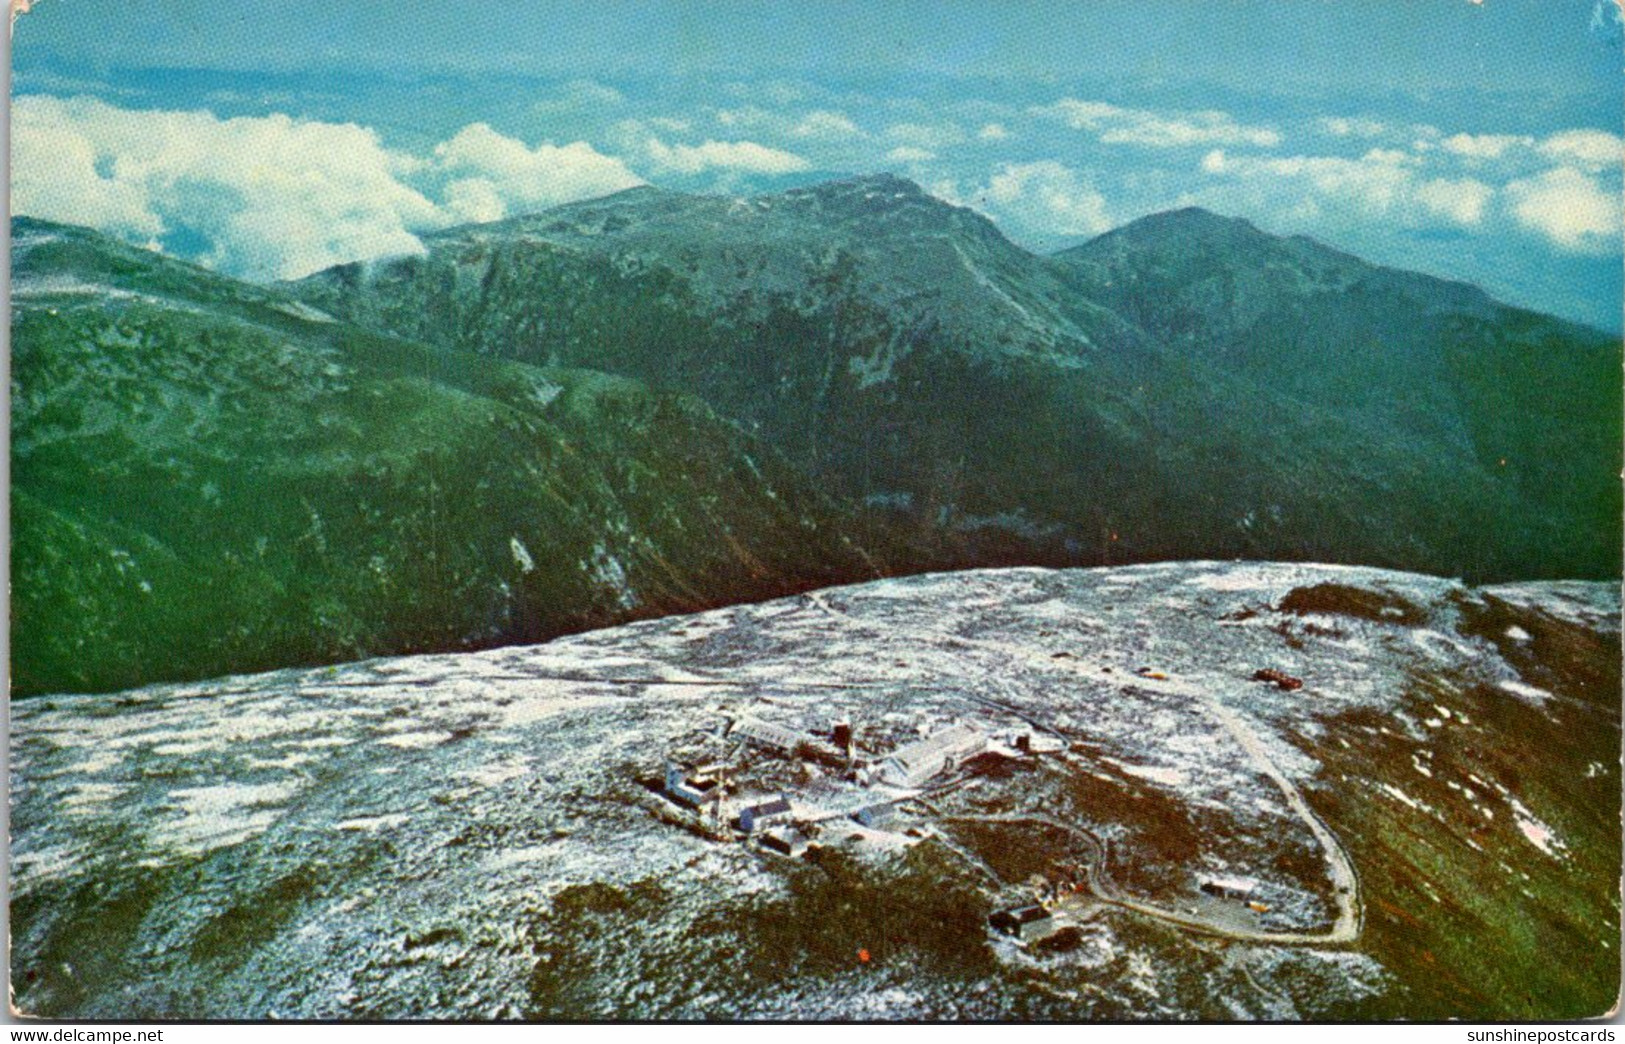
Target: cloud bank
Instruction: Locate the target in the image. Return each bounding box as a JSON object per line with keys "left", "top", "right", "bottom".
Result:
{"left": 1198, "top": 126, "right": 1622, "bottom": 254}
{"left": 12, "top": 96, "right": 643, "bottom": 279}
{"left": 11, "top": 87, "right": 1622, "bottom": 301}
{"left": 1034, "top": 98, "right": 1282, "bottom": 149}
{"left": 936, "top": 160, "right": 1113, "bottom": 238}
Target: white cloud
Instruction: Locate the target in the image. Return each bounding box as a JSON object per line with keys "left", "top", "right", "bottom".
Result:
{"left": 1536, "top": 129, "right": 1623, "bottom": 170}
{"left": 1034, "top": 98, "right": 1281, "bottom": 149}
{"left": 714, "top": 106, "right": 773, "bottom": 129}
{"left": 13, "top": 95, "right": 440, "bottom": 279}
{"left": 886, "top": 121, "right": 966, "bottom": 150}
{"left": 886, "top": 146, "right": 936, "bottom": 163}
{"left": 1504, "top": 166, "right": 1623, "bottom": 252}
{"left": 1362, "top": 147, "right": 1412, "bottom": 166}
{"left": 1036, "top": 99, "right": 1117, "bottom": 127}
{"left": 440, "top": 177, "right": 506, "bottom": 225}
{"left": 1414, "top": 177, "right": 1495, "bottom": 225}
{"left": 433, "top": 122, "right": 643, "bottom": 223}
{"left": 643, "top": 136, "right": 810, "bottom": 175}
{"left": 791, "top": 109, "right": 862, "bottom": 140}
{"left": 1421, "top": 127, "right": 1620, "bottom": 173}
{"left": 1200, "top": 147, "right": 1492, "bottom": 229}
{"left": 12, "top": 96, "right": 644, "bottom": 280}
{"left": 1317, "top": 116, "right": 1387, "bottom": 138}
{"left": 978, "top": 122, "right": 1011, "bottom": 141}
{"left": 11, "top": 100, "right": 163, "bottom": 238}
{"left": 562, "top": 79, "right": 624, "bottom": 106}
{"left": 967, "top": 160, "right": 1112, "bottom": 237}
{"left": 531, "top": 79, "right": 625, "bottom": 115}
{"left": 1439, "top": 133, "right": 1533, "bottom": 159}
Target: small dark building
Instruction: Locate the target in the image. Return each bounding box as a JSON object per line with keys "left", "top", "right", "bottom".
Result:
{"left": 1253, "top": 668, "right": 1304, "bottom": 691}
{"left": 851, "top": 802, "right": 899, "bottom": 829}
{"left": 739, "top": 795, "right": 793, "bottom": 833}
{"left": 760, "top": 826, "right": 810, "bottom": 857}
{"left": 833, "top": 719, "right": 853, "bottom": 748}
{"left": 989, "top": 904, "right": 1055, "bottom": 942}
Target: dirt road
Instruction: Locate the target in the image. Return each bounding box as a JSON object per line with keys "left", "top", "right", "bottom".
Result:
{"left": 805, "top": 588, "right": 1364, "bottom": 946}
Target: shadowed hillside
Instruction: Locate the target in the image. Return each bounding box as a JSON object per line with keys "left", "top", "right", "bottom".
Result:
{"left": 11, "top": 217, "right": 880, "bottom": 696}
{"left": 294, "top": 176, "right": 1623, "bottom": 582}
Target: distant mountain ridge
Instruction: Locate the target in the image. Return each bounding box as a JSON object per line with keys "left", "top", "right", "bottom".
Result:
{"left": 292, "top": 174, "right": 1623, "bottom": 582}
{"left": 1052, "top": 207, "right": 1622, "bottom": 575}
{"left": 10, "top": 216, "right": 881, "bottom": 697}
{"left": 12, "top": 176, "right": 1619, "bottom": 692}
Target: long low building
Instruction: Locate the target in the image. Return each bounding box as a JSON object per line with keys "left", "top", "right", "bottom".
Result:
{"left": 728, "top": 717, "right": 803, "bottom": 753}
{"left": 879, "top": 724, "right": 987, "bottom": 788}
{"left": 989, "top": 904, "right": 1056, "bottom": 943}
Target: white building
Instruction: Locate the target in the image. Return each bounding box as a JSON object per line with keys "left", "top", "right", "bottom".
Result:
{"left": 879, "top": 725, "right": 988, "bottom": 788}
{"left": 1198, "top": 874, "right": 1259, "bottom": 901}
{"left": 728, "top": 717, "right": 803, "bottom": 753}
{"left": 664, "top": 761, "right": 722, "bottom": 808}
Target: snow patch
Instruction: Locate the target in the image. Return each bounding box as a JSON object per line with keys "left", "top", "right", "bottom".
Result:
{"left": 1103, "top": 758, "right": 1189, "bottom": 787}
{"left": 378, "top": 731, "right": 452, "bottom": 750}
{"left": 1497, "top": 679, "right": 1552, "bottom": 704}
{"left": 510, "top": 536, "right": 536, "bottom": 574}
{"left": 336, "top": 813, "right": 412, "bottom": 832}
{"left": 1507, "top": 795, "right": 1568, "bottom": 859}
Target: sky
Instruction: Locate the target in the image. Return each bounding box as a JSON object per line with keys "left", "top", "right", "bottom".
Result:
{"left": 10, "top": 0, "right": 1625, "bottom": 328}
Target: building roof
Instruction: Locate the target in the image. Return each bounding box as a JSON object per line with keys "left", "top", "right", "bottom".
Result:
{"left": 760, "top": 825, "right": 808, "bottom": 854}
{"left": 889, "top": 724, "right": 985, "bottom": 771}
{"left": 1006, "top": 904, "right": 1052, "bottom": 925}
{"left": 743, "top": 795, "right": 792, "bottom": 817}
{"left": 1199, "top": 874, "right": 1258, "bottom": 892}
{"left": 990, "top": 904, "right": 1054, "bottom": 935}
{"left": 729, "top": 718, "right": 802, "bottom": 750}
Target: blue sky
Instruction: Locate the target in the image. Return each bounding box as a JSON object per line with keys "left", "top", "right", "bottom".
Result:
{"left": 12, "top": 0, "right": 1624, "bottom": 327}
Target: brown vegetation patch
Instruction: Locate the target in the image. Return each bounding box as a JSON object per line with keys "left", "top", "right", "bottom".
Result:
{"left": 1278, "top": 583, "right": 1426, "bottom": 626}
{"left": 1453, "top": 592, "right": 1621, "bottom": 707}
{"left": 1292, "top": 663, "right": 1620, "bottom": 1020}
{"left": 944, "top": 819, "right": 1083, "bottom": 886}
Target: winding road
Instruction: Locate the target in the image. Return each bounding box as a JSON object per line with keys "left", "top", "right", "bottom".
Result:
{"left": 804, "top": 589, "right": 1365, "bottom": 946}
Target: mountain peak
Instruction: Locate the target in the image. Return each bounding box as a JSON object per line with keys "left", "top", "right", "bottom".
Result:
{"left": 838, "top": 171, "right": 926, "bottom": 193}
{"left": 1092, "top": 206, "right": 1271, "bottom": 249}
{"left": 770, "top": 171, "right": 930, "bottom": 208}
{"left": 758, "top": 172, "right": 1019, "bottom": 247}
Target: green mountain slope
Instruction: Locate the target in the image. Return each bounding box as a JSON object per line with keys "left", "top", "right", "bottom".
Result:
{"left": 1053, "top": 209, "right": 1623, "bottom": 579}
{"left": 292, "top": 176, "right": 1622, "bottom": 581}
{"left": 290, "top": 175, "right": 1154, "bottom": 568}
{"left": 11, "top": 217, "right": 878, "bottom": 697}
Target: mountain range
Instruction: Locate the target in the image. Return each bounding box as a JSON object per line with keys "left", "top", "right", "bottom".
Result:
{"left": 12, "top": 174, "right": 1621, "bottom": 694}
{"left": 293, "top": 174, "right": 1622, "bottom": 580}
